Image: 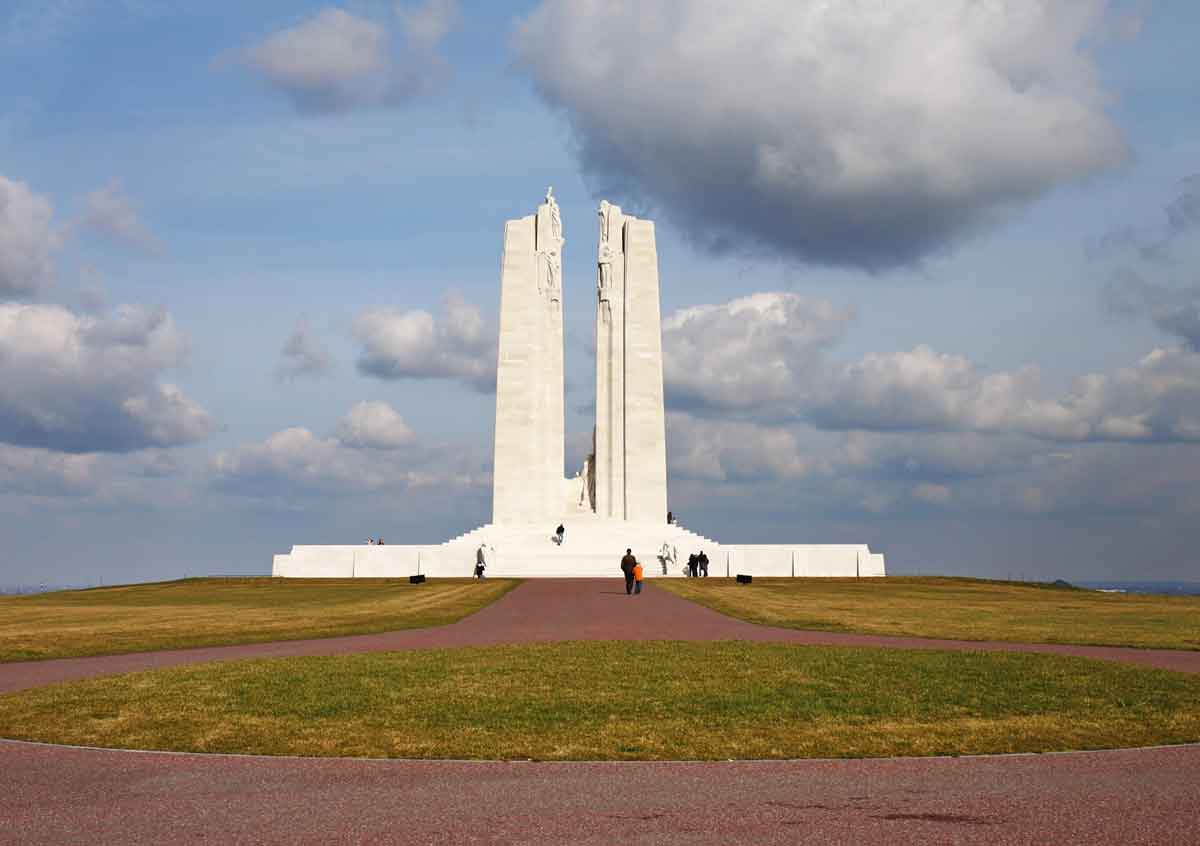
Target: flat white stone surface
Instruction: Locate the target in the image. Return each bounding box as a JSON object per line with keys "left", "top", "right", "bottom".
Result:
{"left": 273, "top": 519, "right": 885, "bottom": 580}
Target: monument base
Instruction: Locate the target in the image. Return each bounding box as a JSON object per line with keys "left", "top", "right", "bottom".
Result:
{"left": 272, "top": 517, "right": 885, "bottom": 579}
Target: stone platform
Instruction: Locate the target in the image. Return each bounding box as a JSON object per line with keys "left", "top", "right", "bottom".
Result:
{"left": 272, "top": 516, "right": 885, "bottom": 579}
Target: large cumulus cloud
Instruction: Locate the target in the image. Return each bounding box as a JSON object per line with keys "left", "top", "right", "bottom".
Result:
{"left": 515, "top": 0, "right": 1127, "bottom": 268}
{"left": 210, "top": 401, "right": 486, "bottom": 497}
{"left": 664, "top": 292, "right": 1200, "bottom": 443}
{"left": 0, "top": 303, "right": 212, "bottom": 452}
{"left": 664, "top": 292, "right": 853, "bottom": 414}
{"left": 353, "top": 293, "right": 496, "bottom": 392}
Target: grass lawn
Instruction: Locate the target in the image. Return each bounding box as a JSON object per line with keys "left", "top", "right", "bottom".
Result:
{"left": 1, "top": 641, "right": 1197, "bottom": 759}
{"left": 655, "top": 577, "right": 1200, "bottom": 651}
{"left": 0, "top": 578, "right": 519, "bottom": 663}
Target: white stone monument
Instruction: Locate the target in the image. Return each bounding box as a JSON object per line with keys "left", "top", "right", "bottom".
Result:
{"left": 492, "top": 187, "right": 566, "bottom": 525}
{"left": 272, "top": 190, "right": 886, "bottom": 579}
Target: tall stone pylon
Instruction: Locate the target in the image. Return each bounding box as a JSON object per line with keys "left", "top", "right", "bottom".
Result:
{"left": 593, "top": 201, "right": 668, "bottom": 522}
{"left": 492, "top": 188, "right": 565, "bottom": 524}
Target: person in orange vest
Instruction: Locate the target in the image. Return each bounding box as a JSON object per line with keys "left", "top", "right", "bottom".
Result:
{"left": 620, "top": 548, "right": 636, "bottom": 594}
{"left": 633, "top": 558, "right": 644, "bottom": 595}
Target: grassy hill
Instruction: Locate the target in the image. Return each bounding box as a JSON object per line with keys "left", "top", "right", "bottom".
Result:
{"left": 656, "top": 576, "right": 1200, "bottom": 650}
{"left": 0, "top": 577, "right": 518, "bottom": 662}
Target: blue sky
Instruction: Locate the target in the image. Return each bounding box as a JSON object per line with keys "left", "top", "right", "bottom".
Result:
{"left": 1, "top": 1, "right": 1198, "bottom": 587}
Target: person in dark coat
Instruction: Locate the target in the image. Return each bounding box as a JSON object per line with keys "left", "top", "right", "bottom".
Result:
{"left": 620, "top": 548, "right": 637, "bottom": 595}
{"left": 698, "top": 550, "right": 709, "bottom": 577}
{"left": 687, "top": 553, "right": 698, "bottom": 578}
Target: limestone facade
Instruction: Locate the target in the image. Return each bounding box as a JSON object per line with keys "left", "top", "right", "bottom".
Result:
{"left": 491, "top": 191, "right": 565, "bottom": 525}
{"left": 272, "top": 190, "right": 886, "bottom": 578}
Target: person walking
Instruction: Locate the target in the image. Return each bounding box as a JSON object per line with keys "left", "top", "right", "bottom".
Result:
{"left": 554, "top": 523, "right": 565, "bottom": 546}
{"left": 698, "top": 550, "right": 709, "bottom": 577}
{"left": 633, "top": 558, "right": 644, "bottom": 594}
{"left": 474, "top": 543, "right": 488, "bottom": 579}
{"left": 620, "top": 548, "right": 637, "bottom": 595}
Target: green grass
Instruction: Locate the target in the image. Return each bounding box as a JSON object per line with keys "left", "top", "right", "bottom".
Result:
{"left": 1, "top": 641, "right": 1197, "bottom": 759}
{"left": 656, "top": 577, "right": 1200, "bottom": 650}
{"left": 0, "top": 577, "right": 519, "bottom": 663}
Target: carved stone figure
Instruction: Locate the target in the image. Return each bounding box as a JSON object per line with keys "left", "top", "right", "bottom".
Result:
{"left": 597, "top": 201, "right": 617, "bottom": 323}
{"left": 537, "top": 186, "right": 564, "bottom": 304}
{"left": 577, "top": 452, "right": 595, "bottom": 510}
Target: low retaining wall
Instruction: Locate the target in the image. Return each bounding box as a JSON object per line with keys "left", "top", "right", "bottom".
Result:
{"left": 273, "top": 543, "right": 886, "bottom": 578}
{"left": 721, "top": 545, "right": 885, "bottom": 578}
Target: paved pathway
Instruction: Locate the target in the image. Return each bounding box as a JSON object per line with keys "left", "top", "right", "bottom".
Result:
{"left": 2, "top": 578, "right": 1199, "bottom": 844}
{"left": 2, "top": 578, "right": 1199, "bottom": 695}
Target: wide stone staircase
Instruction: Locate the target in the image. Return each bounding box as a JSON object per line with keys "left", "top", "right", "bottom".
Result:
{"left": 442, "top": 516, "right": 721, "bottom": 578}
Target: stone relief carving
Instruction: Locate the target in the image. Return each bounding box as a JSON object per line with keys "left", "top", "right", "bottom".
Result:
{"left": 597, "top": 200, "right": 618, "bottom": 323}
{"left": 537, "top": 186, "right": 563, "bottom": 305}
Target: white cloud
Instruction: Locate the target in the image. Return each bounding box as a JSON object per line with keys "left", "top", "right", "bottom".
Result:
{"left": 237, "top": 2, "right": 458, "bottom": 114}
{"left": 663, "top": 292, "right": 853, "bottom": 414}
{"left": 80, "top": 180, "right": 163, "bottom": 255}
{"left": 666, "top": 413, "right": 825, "bottom": 483}
{"left": 663, "top": 292, "right": 1200, "bottom": 444}
{"left": 813, "top": 346, "right": 1085, "bottom": 439}
{"left": 838, "top": 430, "right": 1039, "bottom": 482}
{"left": 0, "top": 302, "right": 212, "bottom": 452}
{"left": 276, "top": 317, "right": 334, "bottom": 381}
{"left": 0, "top": 443, "right": 185, "bottom": 503}
{"left": 515, "top": 0, "right": 1126, "bottom": 268}
{"left": 211, "top": 427, "right": 386, "bottom": 493}
{"left": 0, "top": 174, "right": 62, "bottom": 296}
{"left": 353, "top": 293, "right": 496, "bottom": 392}
{"left": 336, "top": 400, "right": 414, "bottom": 450}
{"left": 0, "top": 444, "right": 102, "bottom": 497}
{"left": 665, "top": 409, "right": 1200, "bottom": 524}
{"left": 210, "top": 410, "right": 487, "bottom": 498}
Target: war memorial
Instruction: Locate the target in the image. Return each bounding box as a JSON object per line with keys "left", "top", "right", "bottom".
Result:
{"left": 273, "top": 191, "right": 886, "bottom": 579}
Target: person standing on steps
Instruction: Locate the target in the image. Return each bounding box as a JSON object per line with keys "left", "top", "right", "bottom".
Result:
{"left": 698, "top": 550, "right": 709, "bottom": 577}
{"left": 620, "top": 548, "right": 637, "bottom": 595}
{"left": 554, "top": 523, "right": 565, "bottom": 546}
{"left": 633, "top": 558, "right": 644, "bottom": 594}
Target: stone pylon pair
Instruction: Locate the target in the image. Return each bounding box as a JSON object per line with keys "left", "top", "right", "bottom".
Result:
{"left": 492, "top": 189, "right": 668, "bottom": 526}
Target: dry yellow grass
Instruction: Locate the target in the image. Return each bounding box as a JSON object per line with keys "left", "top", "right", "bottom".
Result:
{"left": 656, "top": 576, "right": 1200, "bottom": 650}
{"left": 0, "top": 577, "right": 519, "bottom": 662}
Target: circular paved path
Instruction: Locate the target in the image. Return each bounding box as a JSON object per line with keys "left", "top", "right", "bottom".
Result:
{"left": 2, "top": 578, "right": 1198, "bottom": 844}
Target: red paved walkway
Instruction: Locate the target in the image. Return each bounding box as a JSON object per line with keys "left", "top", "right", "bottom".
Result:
{"left": 2, "top": 578, "right": 1199, "bottom": 845}
{"left": 3, "top": 740, "right": 1197, "bottom": 845}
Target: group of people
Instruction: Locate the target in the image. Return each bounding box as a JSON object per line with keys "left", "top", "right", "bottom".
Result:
{"left": 621, "top": 545, "right": 705, "bottom": 591}
{"left": 619, "top": 548, "right": 644, "bottom": 595}
{"left": 657, "top": 542, "right": 709, "bottom": 577}
{"left": 364, "top": 537, "right": 385, "bottom": 545}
